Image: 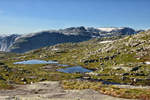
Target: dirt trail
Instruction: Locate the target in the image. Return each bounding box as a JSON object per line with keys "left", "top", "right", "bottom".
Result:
{"left": 0, "top": 81, "right": 136, "bottom": 100}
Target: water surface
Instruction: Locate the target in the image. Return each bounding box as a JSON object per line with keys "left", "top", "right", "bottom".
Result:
{"left": 57, "top": 66, "right": 92, "bottom": 73}
{"left": 14, "top": 60, "right": 92, "bottom": 73}
{"left": 14, "top": 59, "right": 58, "bottom": 64}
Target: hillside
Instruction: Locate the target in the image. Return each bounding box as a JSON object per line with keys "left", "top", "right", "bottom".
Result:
{"left": 0, "top": 34, "right": 20, "bottom": 51}
{"left": 0, "top": 27, "right": 141, "bottom": 53}
{"left": 23, "top": 30, "right": 150, "bottom": 86}
{"left": 0, "top": 30, "right": 150, "bottom": 99}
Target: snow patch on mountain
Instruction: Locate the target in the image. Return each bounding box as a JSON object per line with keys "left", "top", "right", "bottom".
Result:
{"left": 97, "top": 27, "right": 124, "bottom": 32}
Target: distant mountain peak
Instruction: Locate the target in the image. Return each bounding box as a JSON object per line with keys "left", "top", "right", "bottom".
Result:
{"left": 0, "top": 26, "right": 144, "bottom": 53}
{"left": 97, "top": 27, "right": 128, "bottom": 32}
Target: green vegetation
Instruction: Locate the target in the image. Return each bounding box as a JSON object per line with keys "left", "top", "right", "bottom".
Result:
{"left": 61, "top": 80, "right": 150, "bottom": 99}
{"left": 0, "top": 31, "right": 150, "bottom": 99}
{"left": 62, "top": 80, "right": 102, "bottom": 90}
{"left": 0, "top": 57, "right": 82, "bottom": 88}
{"left": 16, "top": 31, "right": 150, "bottom": 86}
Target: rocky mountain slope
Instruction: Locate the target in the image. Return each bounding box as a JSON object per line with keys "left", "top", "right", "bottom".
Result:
{"left": 0, "top": 34, "right": 20, "bottom": 51}
{"left": 8, "top": 29, "right": 149, "bottom": 99}
{"left": 0, "top": 29, "right": 149, "bottom": 100}
{"left": 0, "top": 26, "right": 142, "bottom": 53}
{"left": 24, "top": 29, "right": 150, "bottom": 86}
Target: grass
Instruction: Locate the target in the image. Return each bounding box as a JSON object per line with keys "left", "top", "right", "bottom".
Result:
{"left": 100, "top": 86, "right": 150, "bottom": 99}
{"left": 61, "top": 80, "right": 150, "bottom": 99}
{"left": 2, "top": 34, "right": 148, "bottom": 86}
{"left": 0, "top": 81, "right": 14, "bottom": 89}
{"left": 61, "top": 80, "right": 102, "bottom": 90}
{"left": 0, "top": 58, "right": 83, "bottom": 86}
{"left": 0, "top": 33, "right": 150, "bottom": 99}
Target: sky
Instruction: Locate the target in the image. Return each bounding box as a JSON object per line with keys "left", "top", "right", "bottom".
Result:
{"left": 0, "top": 0, "right": 150, "bottom": 34}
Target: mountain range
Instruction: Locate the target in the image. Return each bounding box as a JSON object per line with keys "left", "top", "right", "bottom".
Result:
{"left": 0, "top": 27, "right": 150, "bottom": 99}
{"left": 0, "top": 26, "right": 143, "bottom": 53}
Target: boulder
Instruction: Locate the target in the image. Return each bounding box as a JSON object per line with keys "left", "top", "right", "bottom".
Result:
{"left": 122, "top": 73, "right": 129, "bottom": 76}
{"left": 131, "top": 66, "right": 141, "bottom": 72}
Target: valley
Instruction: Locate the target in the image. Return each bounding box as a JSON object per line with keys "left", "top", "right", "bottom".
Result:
{"left": 0, "top": 29, "right": 150, "bottom": 99}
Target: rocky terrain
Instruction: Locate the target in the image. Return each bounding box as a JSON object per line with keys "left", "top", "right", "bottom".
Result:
{"left": 0, "top": 26, "right": 142, "bottom": 53}
{"left": 0, "top": 81, "right": 135, "bottom": 100}
{"left": 17, "top": 29, "right": 150, "bottom": 99}
{"left": 0, "top": 34, "right": 20, "bottom": 51}
{"left": 0, "top": 29, "right": 150, "bottom": 100}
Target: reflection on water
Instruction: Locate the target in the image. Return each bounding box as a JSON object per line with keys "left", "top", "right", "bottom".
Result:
{"left": 14, "top": 60, "right": 92, "bottom": 73}
{"left": 14, "top": 59, "right": 58, "bottom": 64}
{"left": 57, "top": 66, "right": 92, "bottom": 73}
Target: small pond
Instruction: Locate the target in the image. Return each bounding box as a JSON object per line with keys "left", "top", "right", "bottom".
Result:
{"left": 14, "top": 60, "right": 93, "bottom": 73}
{"left": 56, "top": 66, "right": 92, "bottom": 73}
{"left": 14, "top": 59, "right": 58, "bottom": 64}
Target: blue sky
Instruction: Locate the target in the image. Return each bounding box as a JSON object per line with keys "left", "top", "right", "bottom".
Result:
{"left": 0, "top": 0, "right": 150, "bottom": 34}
